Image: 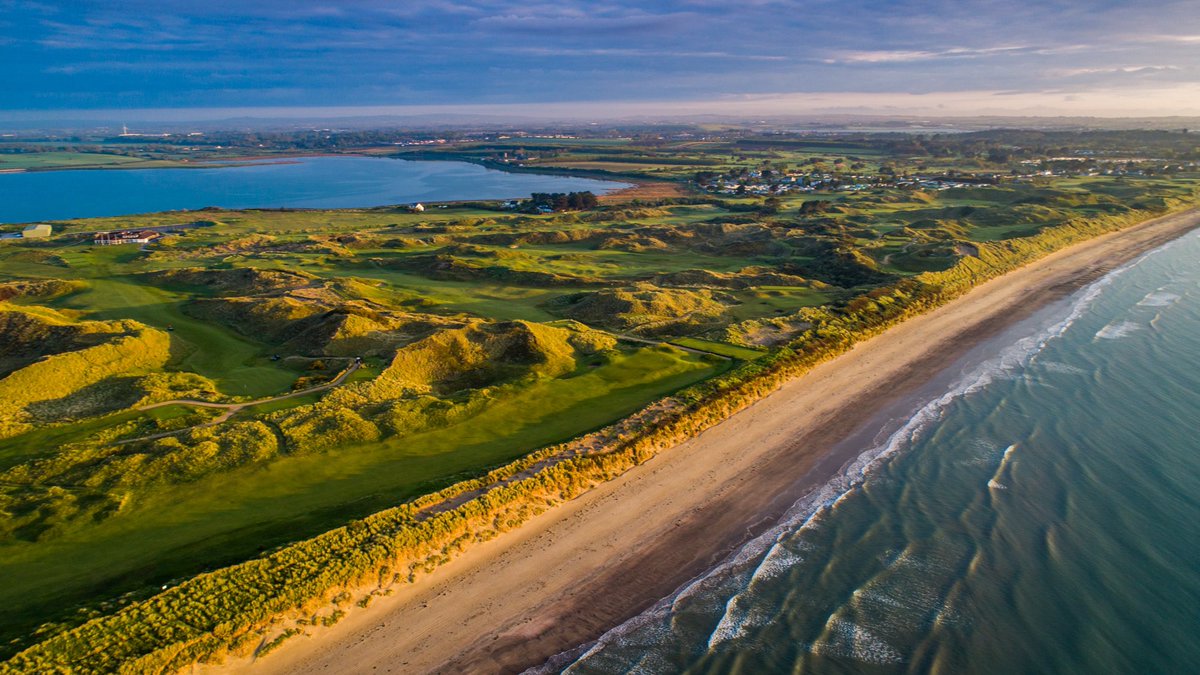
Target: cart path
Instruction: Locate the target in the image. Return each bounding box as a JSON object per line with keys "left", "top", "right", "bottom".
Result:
{"left": 113, "top": 359, "right": 361, "bottom": 445}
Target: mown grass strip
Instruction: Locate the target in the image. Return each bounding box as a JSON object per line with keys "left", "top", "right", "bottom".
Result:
{"left": 6, "top": 202, "right": 1192, "bottom": 674}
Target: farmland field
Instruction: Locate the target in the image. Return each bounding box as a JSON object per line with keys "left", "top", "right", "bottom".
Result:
{"left": 0, "top": 151, "right": 189, "bottom": 171}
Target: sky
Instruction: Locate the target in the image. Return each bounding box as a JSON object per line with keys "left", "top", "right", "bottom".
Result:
{"left": 2, "top": 0, "right": 1199, "bottom": 120}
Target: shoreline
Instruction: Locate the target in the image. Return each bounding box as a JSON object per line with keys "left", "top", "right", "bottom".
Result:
{"left": 536, "top": 262, "right": 1129, "bottom": 672}
{"left": 595, "top": 180, "right": 688, "bottom": 203}
{"left": 0, "top": 148, "right": 651, "bottom": 197}
{"left": 0, "top": 154, "right": 637, "bottom": 225}
{"left": 0, "top": 152, "right": 347, "bottom": 174}
{"left": 239, "top": 208, "right": 1200, "bottom": 675}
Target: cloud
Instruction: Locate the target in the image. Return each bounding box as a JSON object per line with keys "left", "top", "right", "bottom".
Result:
{"left": 823, "top": 45, "right": 1059, "bottom": 65}
{"left": 1145, "top": 33, "right": 1200, "bottom": 43}
{"left": 1053, "top": 65, "right": 1182, "bottom": 77}
{"left": 4, "top": 0, "right": 1200, "bottom": 114}
{"left": 825, "top": 50, "right": 942, "bottom": 64}
{"left": 10, "top": 83, "right": 1200, "bottom": 122}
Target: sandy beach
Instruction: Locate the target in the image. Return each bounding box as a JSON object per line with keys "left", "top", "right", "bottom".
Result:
{"left": 596, "top": 180, "right": 687, "bottom": 203}
{"left": 240, "top": 208, "right": 1200, "bottom": 675}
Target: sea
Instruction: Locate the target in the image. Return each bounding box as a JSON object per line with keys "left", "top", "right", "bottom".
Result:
{"left": 0, "top": 156, "right": 627, "bottom": 223}
{"left": 550, "top": 228, "right": 1200, "bottom": 674}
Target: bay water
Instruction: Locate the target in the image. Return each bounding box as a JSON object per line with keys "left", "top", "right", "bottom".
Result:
{"left": 0, "top": 156, "right": 627, "bottom": 223}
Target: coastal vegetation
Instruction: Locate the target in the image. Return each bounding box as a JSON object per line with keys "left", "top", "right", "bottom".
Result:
{"left": 1, "top": 129, "right": 1198, "bottom": 671}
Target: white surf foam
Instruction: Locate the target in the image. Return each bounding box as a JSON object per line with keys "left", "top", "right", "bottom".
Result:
{"left": 541, "top": 234, "right": 1194, "bottom": 674}
{"left": 1039, "top": 361, "right": 1087, "bottom": 375}
{"left": 1138, "top": 290, "right": 1181, "bottom": 307}
{"left": 1095, "top": 320, "right": 1143, "bottom": 340}
{"left": 810, "top": 618, "right": 904, "bottom": 665}
{"left": 703, "top": 539, "right": 805, "bottom": 649}
{"left": 751, "top": 540, "right": 805, "bottom": 581}
{"left": 986, "top": 444, "right": 1018, "bottom": 493}
{"left": 707, "top": 596, "right": 773, "bottom": 648}
{"left": 554, "top": 312, "right": 1085, "bottom": 672}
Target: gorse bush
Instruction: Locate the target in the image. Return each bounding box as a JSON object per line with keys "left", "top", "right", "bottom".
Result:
{"left": 0, "top": 319, "right": 622, "bottom": 542}
{"left": 0, "top": 320, "right": 172, "bottom": 439}
{"left": 552, "top": 285, "right": 734, "bottom": 336}
{"left": 361, "top": 320, "right": 612, "bottom": 398}
{"left": 5, "top": 201, "right": 1189, "bottom": 673}
{"left": 0, "top": 279, "right": 85, "bottom": 303}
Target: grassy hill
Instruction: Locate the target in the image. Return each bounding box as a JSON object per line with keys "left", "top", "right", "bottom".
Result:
{"left": 0, "top": 132, "right": 1197, "bottom": 669}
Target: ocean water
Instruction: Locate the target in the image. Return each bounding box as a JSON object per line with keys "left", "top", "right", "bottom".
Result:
{"left": 0, "top": 156, "right": 627, "bottom": 223}
{"left": 555, "top": 229, "right": 1200, "bottom": 674}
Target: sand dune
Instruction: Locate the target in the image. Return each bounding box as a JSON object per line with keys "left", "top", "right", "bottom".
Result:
{"left": 240, "top": 208, "right": 1200, "bottom": 675}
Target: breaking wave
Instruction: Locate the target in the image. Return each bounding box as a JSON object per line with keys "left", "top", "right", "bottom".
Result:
{"left": 1138, "top": 290, "right": 1181, "bottom": 307}
{"left": 538, "top": 235, "right": 1188, "bottom": 674}
{"left": 1095, "top": 320, "right": 1143, "bottom": 340}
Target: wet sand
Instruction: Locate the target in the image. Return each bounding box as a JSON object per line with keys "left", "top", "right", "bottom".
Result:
{"left": 242, "top": 208, "right": 1200, "bottom": 675}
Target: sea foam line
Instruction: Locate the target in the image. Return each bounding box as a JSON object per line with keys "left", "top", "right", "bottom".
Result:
{"left": 1138, "top": 290, "right": 1181, "bottom": 307}
{"left": 539, "top": 233, "right": 1194, "bottom": 674}
{"left": 1095, "top": 320, "right": 1143, "bottom": 340}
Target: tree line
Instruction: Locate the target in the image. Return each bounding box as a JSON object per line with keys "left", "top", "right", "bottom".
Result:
{"left": 522, "top": 191, "right": 599, "bottom": 212}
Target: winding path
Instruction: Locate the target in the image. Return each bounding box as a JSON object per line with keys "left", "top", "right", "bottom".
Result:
{"left": 115, "top": 334, "right": 714, "bottom": 449}
{"left": 113, "top": 359, "right": 361, "bottom": 445}
{"left": 611, "top": 331, "right": 736, "bottom": 359}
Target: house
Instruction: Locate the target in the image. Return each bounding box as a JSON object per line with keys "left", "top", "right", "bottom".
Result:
{"left": 21, "top": 224, "right": 52, "bottom": 239}
{"left": 94, "top": 229, "right": 162, "bottom": 246}
{"left": 409, "top": 203, "right": 425, "bottom": 212}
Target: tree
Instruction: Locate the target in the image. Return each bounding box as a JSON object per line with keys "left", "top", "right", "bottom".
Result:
{"left": 797, "top": 200, "right": 830, "bottom": 215}
{"left": 521, "top": 191, "right": 597, "bottom": 213}
{"left": 986, "top": 148, "right": 1012, "bottom": 164}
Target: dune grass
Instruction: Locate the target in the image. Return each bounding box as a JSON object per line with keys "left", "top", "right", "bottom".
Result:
{"left": 0, "top": 411, "right": 143, "bottom": 472}
{"left": 2, "top": 159, "right": 1196, "bottom": 666}
{"left": 316, "top": 265, "right": 576, "bottom": 321}
{"left": 0, "top": 345, "right": 722, "bottom": 647}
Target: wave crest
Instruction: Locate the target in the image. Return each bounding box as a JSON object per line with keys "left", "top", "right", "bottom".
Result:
{"left": 540, "top": 234, "right": 1179, "bottom": 674}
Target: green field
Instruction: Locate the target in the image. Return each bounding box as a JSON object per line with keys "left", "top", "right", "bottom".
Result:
{"left": 4, "top": 202, "right": 776, "bottom": 646}
{"left": 2, "top": 128, "right": 1199, "bottom": 666}
{"left": 0, "top": 344, "right": 720, "bottom": 643}
{"left": 0, "top": 151, "right": 188, "bottom": 171}
{"left": 21, "top": 246, "right": 303, "bottom": 397}
{"left": 725, "top": 286, "right": 833, "bottom": 322}
{"left": 670, "top": 337, "right": 766, "bottom": 360}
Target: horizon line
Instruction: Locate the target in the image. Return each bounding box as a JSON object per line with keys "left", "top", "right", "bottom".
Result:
{"left": 4, "top": 86, "right": 1200, "bottom": 124}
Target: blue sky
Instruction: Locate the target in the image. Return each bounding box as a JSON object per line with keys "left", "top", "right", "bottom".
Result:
{"left": 2, "top": 0, "right": 1198, "bottom": 118}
